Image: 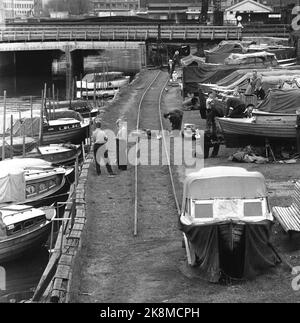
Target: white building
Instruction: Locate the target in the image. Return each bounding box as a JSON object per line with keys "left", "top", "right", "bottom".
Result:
{"left": 2, "top": 0, "right": 35, "bottom": 19}
{"left": 224, "top": 0, "right": 273, "bottom": 25}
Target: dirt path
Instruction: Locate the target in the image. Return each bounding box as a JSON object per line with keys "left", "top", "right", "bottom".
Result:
{"left": 73, "top": 69, "right": 300, "bottom": 303}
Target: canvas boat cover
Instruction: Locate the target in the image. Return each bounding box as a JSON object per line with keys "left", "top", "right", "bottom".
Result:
{"left": 182, "top": 167, "right": 267, "bottom": 201}
{"left": 179, "top": 220, "right": 281, "bottom": 282}
{"left": 181, "top": 55, "right": 205, "bottom": 67}
{"left": 0, "top": 167, "right": 25, "bottom": 204}
{"left": 179, "top": 167, "right": 280, "bottom": 282}
{"left": 205, "top": 41, "right": 248, "bottom": 64}
{"left": 258, "top": 88, "right": 300, "bottom": 114}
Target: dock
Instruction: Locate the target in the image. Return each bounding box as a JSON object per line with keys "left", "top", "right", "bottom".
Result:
{"left": 31, "top": 69, "right": 300, "bottom": 303}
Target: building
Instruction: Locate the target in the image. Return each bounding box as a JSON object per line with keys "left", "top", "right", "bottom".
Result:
{"left": 224, "top": 0, "right": 273, "bottom": 25}
{"left": 91, "top": 0, "right": 139, "bottom": 17}
{"left": 1, "top": 0, "right": 35, "bottom": 19}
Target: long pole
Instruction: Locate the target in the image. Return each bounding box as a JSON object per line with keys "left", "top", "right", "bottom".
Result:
{"left": 10, "top": 115, "right": 13, "bottom": 159}
{"left": 39, "top": 90, "right": 44, "bottom": 146}
{"left": 30, "top": 96, "right": 34, "bottom": 138}
{"left": 2, "top": 91, "right": 7, "bottom": 161}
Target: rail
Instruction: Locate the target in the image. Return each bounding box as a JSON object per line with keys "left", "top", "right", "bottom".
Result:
{"left": 0, "top": 25, "right": 242, "bottom": 42}
{"left": 133, "top": 70, "right": 181, "bottom": 237}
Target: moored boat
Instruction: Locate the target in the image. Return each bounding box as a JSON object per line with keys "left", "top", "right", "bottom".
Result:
{"left": 0, "top": 158, "right": 73, "bottom": 207}
{"left": 76, "top": 89, "right": 119, "bottom": 99}
{"left": 0, "top": 204, "right": 56, "bottom": 264}
{"left": 180, "top": 167, "right": 280, "bottom": 282}
{"left": 42, "top": 118, "right": 90, "bottom": 145}
{"left": 76, "top": 72, "right": 130, "bottom": 90}
{"left": 0, "top": 136, "right": 37, "bottom": 160}
{"left": 26, "top": 144, "right": 81, "bottom": 166}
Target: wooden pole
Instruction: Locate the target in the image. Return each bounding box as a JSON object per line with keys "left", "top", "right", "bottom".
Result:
{"left": 2, "top": 91, "right": 7, "bottom": 161}
{"left": 30, "top": 96, "right": 34, "bottom": 138}
{"left": 297, "top": 110, "right": 300, "bottom": 155}
{"left": 10, "top": 115, "right": 13, "bottom": 159}
{"left": 75, "top": 76, "right": 78, "bottom": 100}
{"left": 93, "top": 72, "right": 96, "bottom": 108}
{"left": 80, "top": 73, "right": 83, "bottom": 99}
{"left": 39, "top": 90, "right": 44, "bottom": 146}
{"left": 75, "top": 155, "right": 79, "bottom": 186}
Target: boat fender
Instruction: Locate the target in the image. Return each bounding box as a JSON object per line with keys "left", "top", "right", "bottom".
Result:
{"left": 43, "top": 207, "right": 56, "bottom": 221}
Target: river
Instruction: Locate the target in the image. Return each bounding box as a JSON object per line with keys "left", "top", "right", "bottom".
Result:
{"left": 0, "top": 49, "right": 141, "bottom": 303}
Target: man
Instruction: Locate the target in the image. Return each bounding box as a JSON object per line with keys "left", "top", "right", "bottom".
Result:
{"left": 226, "top": 97, "right": 247, "bottom": 118}
{"left": 116, "top": 119, "right": 128, "bottom": 171}
{"left": 246, "top": 70, "right": 265, "bottom": 99}
{"left": 92, "top": 122, "right": 115, "bottom": 176}
{"left": 164, "top": 109, "right": 184, "bottom": 131}
{"left": 206, "top": 91, "right": 218, "bottom": 136}
{"left": 182, "top": 92, "right": 199, "bottom": 111}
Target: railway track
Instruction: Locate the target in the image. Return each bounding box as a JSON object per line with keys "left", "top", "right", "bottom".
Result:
{"left": 133, "top": 70, "right": 181, "bottom": 237}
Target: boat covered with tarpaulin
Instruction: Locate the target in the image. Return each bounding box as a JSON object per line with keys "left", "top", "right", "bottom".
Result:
{"left": 180, "top": 167, "right": 281, "bottom": 282}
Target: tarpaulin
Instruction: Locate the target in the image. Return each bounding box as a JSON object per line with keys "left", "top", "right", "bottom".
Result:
{"left": 205, "top": 42, "right": 247, "bottom": 64}
{"left": 258, "top": 88, "right": 300, "bottom": 114}
{"left": 180, "top": 220, "right": 281, "bottom": 282}
{"left": 0, "top": 168, "right": 26, "bottom": 204}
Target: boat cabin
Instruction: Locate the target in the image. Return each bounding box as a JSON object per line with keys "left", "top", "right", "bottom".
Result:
{"left": 181, "top": 167, "right": 273, "bottom": 225}
{"left": 224, "top": 51, "right": 278, "bottom": 67}
{"left": 0, "top": 205, "right": 46, "bottom": 239}
{"left": 45, "top": 118, "right": 81, "bottom": 132}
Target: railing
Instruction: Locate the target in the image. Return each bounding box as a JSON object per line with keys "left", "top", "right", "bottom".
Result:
{"left": 0, "top": 25, "right": 242, "bottom": 42}
{"left": 242, "top": 24, "right": 291, "bottom": 38}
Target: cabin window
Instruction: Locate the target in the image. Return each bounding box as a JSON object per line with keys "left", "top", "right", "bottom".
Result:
{"left": 12, "top": 223, "right": 22, "bottom": 234}
{"left": 39, "top": 182, "right": 48, "bottom": 193}
{"left": 49, "top": 179, "right": 56, "bottom": 189}
{"left": 193, "top": 201, "right": 214, "bottom": 219}
{"left": 26, "top": 185, "right": 37, "bottom": 197}
{"left": 244, "top": 201, "right": 263, "bottom": 217}
{"left": 24, "top": 220, "right": 34, "bottom": 228}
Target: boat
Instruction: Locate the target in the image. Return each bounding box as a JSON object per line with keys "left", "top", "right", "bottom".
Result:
{"left": 46, "top": 100, "right": 99, "bottom": 119}
{"left": 26, "top": 144, "right": 81, "bottom": 166}
{"left": 76, "top": 72, "right": 130, "bottom": 90}
{"left": 42, "top": 118, "right": 90, "bottom": 145}
{"left": 180, "top": 167, "right": 280, "bottom": 282}
{"left": 76, "top": 89, "right": 119, "bottom": 99}
{"left": 0, "top": 158, "right": 73, "bottom": 207}
{"left": 0, "top": 136, "right": 37, "bottom": 160}
{"left": 0, "top": 204, "right": 56, "bottom": 264}
{"left": 217, "top": 88, "right": 300, "bottom": 148}
{"left": 204, "top": 40, "right": 296, "bottom": 64}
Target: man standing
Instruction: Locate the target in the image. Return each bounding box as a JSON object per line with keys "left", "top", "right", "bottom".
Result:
{"left": 116, "top": 119, "right": 128, "bottom": 171}
{"left": 246, "top": 70, "right": 265, "bottom": 99}
{"left": 92, "top": 122, "right": 115, "bottom": 176}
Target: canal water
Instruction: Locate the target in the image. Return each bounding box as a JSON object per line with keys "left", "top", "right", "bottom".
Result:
{"left": 0, "top": 49, "right": 141, "bottom": 302}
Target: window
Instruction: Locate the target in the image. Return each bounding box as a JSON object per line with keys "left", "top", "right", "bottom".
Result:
{"left": 244, "top": 201, "right": 263, "bottom": 217}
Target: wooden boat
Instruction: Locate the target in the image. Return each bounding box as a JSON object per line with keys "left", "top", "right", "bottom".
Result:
{"left": 26, "top": 144, "right": 81, "bottom": 166}
{"left": 0, "top": 136, "right": 37, "bottom": 160}
{"left": 76, "top": 72, "right": 130, "bottom": 90}
{"left": 0, "top": 204, "right": 56, "bottom": 264}
{"left": 42, "top": 118, "right": 90, "bottom": 145}
{"left": 46, "top": 100, "right": 99, "bottom": 119}
{"left": 180, "top": 167, "right": 277, "bottom": 281}
{"left": 216, "top": 117, "right": 296, "bottom": 148}
{"left": 76, "top": 89, "right": 119, "bottom": 99}
{"left": 0, "top": 158, "right": 73, "bottom": 208}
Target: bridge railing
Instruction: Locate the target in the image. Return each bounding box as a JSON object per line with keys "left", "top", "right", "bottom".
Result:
{"left": 0, "top": 25, "right": 242, "bottom": 42}
{"left": 242, "top": 24, "right": 291, "bottom": 38}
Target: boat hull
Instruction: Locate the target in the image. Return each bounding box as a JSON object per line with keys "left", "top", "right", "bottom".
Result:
{"left": 76, "top": 77, "right": 129, "bottom": 90}
{"left": 42, "top": 123, "right": 90, "bottom": 145}
{"left": 0, "top": 222, "right": 51, "bottom": 264}
{"left": 217, "top": 117, "right": 296, "bottom": 148}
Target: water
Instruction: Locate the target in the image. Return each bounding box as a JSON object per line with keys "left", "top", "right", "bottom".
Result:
{"left": 0, "top": 50, "right": 141, "bottom": 303}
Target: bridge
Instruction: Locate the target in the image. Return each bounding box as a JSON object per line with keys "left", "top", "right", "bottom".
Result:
{"left": 0, "top": 24, "right": 242, "bottom": 46}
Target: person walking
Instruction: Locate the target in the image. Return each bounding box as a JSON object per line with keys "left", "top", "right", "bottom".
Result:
{"left": 92, "top": 122, "right": 115, "bottom": 176}
{"left": 116, "top": 119, "right": 128, "bottom": 171}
